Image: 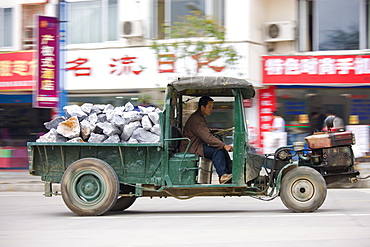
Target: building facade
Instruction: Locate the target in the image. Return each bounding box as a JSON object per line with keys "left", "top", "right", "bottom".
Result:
{"left": 0, "top": 0, "right": 369, "bottom": 157}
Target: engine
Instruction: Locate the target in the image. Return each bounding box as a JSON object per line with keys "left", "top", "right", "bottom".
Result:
{"left": 295, "top": 131, "right": 358, "bottom": 184}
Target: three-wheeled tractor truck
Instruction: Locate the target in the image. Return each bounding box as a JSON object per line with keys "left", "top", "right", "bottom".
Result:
{"left": 28, "top": 76, "right": 361, "bottom": 216}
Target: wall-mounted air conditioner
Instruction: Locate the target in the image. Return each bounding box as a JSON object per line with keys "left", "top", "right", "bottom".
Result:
{"left": 264, "top": 21, "right": 295, "bottom": 42}
{"left": 121, "top": 20, "right": 143, "bottom": 38}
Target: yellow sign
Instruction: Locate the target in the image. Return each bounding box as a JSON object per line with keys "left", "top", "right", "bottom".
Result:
{"left": 349, "top": 115, "right": 359, "bottom": 124}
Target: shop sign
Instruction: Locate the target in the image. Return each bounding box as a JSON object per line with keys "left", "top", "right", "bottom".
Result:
{"left": 0, "top": 51, "right": 35, "bottom": 91}
{"left": 65, "top": 43, "right": 249, "bottom": 90}
{"left": 262, "top": 55, "right": 370, "bottom": 85}
{"left": 258, "top": 86, "right": 276, "bottom": 149}
{"left": 33, "top": 16, "right": 59, "bottom": 108}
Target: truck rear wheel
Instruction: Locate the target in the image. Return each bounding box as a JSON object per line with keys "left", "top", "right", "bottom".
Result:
{"left": 110, "top": 196, "right": 136, "bottom": 211}
{"left": 280, "top": 166, "right": 327, "bottom": 213}
{"left": 61, "top": 158, "right": 119, "bottom": 216}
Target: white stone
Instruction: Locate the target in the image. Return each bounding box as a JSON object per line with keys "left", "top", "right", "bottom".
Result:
{"left": 88, "top": 133, "right": 107, "bottom": 143}
{"left": 105, "top": 109, "right": 114, "bottom": 122}
{"left": 112, "top": 114, "right": 126, "bottom": 127}
{"left": 132, "top": 128, "right": 160, "bottom": 143}
{"left": 123, "top": 111, "right": 142, "bottom": 122}
{"left": 142, "top": 115, "right": 153, "bottom": 130}
{"left": 103, "top": 104, "right": 114, "bottom": 113}
{"left": 124, "top": 102, "right": 134, "bottom": 111}
{"left": 56, "top": 116, "right": 81, "bottom": 139}
{"left": 36, "top": 129, "right": 58, "bottom": 142}
{"left": 103, "top": 135, "right": 120, "bottom": 143}
{"left": 81, "top": 103, "right": 93, "bottom": 114}
{"left": 148, "top": 111, "right": 160, "bottom": 125}
{"left": 127, "top": 138, "right": 138, "bottom": 143}
{"left": 121, "top": 121, "right": 141, "bottom": 141}
{"left": 63, "top": 105, "right": 87, "bottom": 120}
{"left": 67, "top": 137, "right": 84, "bottom": 143}
{"left": 151, "top": 124, "right": 161, "bottom": 135}
{"left": 91, "top": 104, "right": 105, "bottom": 114}
{"left": 88, "top": 113, "right": 98, "bottom": 125}
{"left": 80, "top": 119, "right": 95, "bottom": 140}
{"left": 96, "top": 122, "right": 121, "bottom": 136}
{"left": 138, "top": 106, "right": 155, "bottom": 114}
{"left": 44, "top": 116, "right": 66, "bottom": 130}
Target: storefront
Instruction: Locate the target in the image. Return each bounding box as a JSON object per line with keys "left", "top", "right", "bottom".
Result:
{"left": 0, "top": 51, "right": 51, "bottom": 168}
{"left": 259, "top": 54, "right": 370, "bottom": 156}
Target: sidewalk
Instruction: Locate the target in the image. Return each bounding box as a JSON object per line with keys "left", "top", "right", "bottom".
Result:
{"left": 0, "top": 169, "right": 47, "bottom": 192}
{"left": 1, "top": 163, "right": 370, "bottom": 192}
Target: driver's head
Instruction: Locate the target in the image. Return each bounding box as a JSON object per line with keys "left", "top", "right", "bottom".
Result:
{"left": 198, "top": 96, "right": 214, "bottom": 116}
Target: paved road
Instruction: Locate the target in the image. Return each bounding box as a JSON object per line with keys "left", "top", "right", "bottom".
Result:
{"left": 1, "top": 161, "right": 370, "bottom": 191}
{"left": 1, "top": 189, "right": 370, "bottom": 247}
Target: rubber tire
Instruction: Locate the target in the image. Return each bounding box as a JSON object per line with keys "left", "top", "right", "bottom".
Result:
{"left": 110, "top": 196, "right": 136, "bottom": 211}
{"left": 61, "top": 158, "right": 119, "bottom": 216}
{"left": 280, "top": 166, "right": 327, "bottom": 213}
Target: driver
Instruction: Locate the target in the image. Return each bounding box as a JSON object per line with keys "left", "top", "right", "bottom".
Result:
{"left": 179, "top": 96, "right": 233, "bottom": 184}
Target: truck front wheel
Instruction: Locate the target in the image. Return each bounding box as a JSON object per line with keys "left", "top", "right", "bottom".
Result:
{"left": 280, "top": 166, "right": 327, "bottom": 213}
{"left": 61, "top": 158, "right": 119, "bottom": 216}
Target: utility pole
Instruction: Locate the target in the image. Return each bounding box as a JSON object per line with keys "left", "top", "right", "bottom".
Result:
{"left": 58, "top": 0, "right": 67, "bottom": 116}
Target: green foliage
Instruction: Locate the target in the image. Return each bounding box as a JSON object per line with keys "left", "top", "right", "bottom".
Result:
{"left": 150, "top": 11, "right": 241, "bottom": 75}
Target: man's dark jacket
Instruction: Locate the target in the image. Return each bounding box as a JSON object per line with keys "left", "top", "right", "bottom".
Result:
{"left": 179, "top": 109, "right": 224, "bottom": 156}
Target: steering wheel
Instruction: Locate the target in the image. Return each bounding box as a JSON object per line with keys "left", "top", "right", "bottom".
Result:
{"left": 213, "top": 127, "right": 234, "bottom": 136}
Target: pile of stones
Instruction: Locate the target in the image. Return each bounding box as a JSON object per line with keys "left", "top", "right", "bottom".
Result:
{"left": 36, "top": 102, "right": 162, "bottom": 144}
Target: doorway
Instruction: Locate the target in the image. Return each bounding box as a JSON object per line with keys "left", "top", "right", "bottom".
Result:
{"left": 307, "top": 95, "right": 350, "bottom": 126}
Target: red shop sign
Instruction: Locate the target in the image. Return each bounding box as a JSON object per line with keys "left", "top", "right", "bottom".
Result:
{"left": 0, "top": 51, "right": 35, "bottom": 91}
{"left": 258, "top": 86, "right": 276, "bottom": 149}
{"left": 33, "top": 15, "right": 59, "bottom": 108}
{"left": 262, "top": 55, "right": 370, "bottom": 85}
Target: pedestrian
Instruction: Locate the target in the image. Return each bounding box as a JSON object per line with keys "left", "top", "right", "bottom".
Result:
{"left": 309, "top": 111, "right": 325, "bottom": 133}
{"left": 264, "top": 111, "right": 286, "bottom": 153}
{"left": 323, "top": 110, "right": 344, "bottom": 130}
{"left": 270, "top": 111, "right": 285, "bottom": 133}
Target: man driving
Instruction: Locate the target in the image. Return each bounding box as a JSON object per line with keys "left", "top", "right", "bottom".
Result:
{"left": 179, "top": 96, "right": 233, "bottom": 184}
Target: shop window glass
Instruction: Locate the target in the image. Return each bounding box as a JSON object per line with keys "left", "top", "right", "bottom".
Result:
{"left": 299, "top": 0, "right": 365, "bottom": 51}
{"left": 0, "top": 8, "right": 13, "bottom": 48}
{"left": 152, "top": 0, "right": 224, "bottom": 39}
{"left": 108, "top": 0, "right": 118, "bottom": 41}
{"left": 22, "top": 4, "right": 45, "bottom": 50}
{"left": 68, "top": 0, "right": 118, "bottom": 44}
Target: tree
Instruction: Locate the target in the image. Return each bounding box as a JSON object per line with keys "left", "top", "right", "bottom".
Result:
{"left": 150, "top": 11, "right": 241, "bottom": 76}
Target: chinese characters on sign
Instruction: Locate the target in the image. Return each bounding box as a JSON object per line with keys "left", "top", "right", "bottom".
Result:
{"left": 65, "top": 52, "right": 227, "bottom": 77}
{"left": 263, "top": 55, "right": 370, "bottom": 85}
{"left": 66, "top": 58, "right": 91, "bottom": 76}
{"left": 34, "top": 16, "right": 59, "bottom": 108}
{"left": 0, "top": 51, "right": 35, "bottom": 91}
{"left": 109, "top": 56, "right": 144, "bottom": 75}
{"left": 258, "top": 86, "right": 276, "bottom": 150}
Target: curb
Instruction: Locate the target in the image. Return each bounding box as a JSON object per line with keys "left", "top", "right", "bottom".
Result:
{"left": 0, "top": 183, "right": 61, "bottom": 192}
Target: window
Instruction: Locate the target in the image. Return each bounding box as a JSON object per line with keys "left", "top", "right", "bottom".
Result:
{"left": 152, "top": 0, "right": 224, "bottom": 39}
{"left": 298, "top": 0, "right": 368, "bottom": 51}
{"left": 68, "top": 0, "right": 118, "bottom": 44}
{"left": 0, "top": 8, "right": 13, "bottom": 48}
{"left": 22, "top": 4, "right": 45, "bottom": 50}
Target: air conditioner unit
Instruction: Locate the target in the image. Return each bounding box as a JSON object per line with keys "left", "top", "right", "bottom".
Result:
{"left": 264, "top": 21, "right": 295, "bottom": 42}
{"left": 121, "top": 20, "right": 143, "bottom": 38}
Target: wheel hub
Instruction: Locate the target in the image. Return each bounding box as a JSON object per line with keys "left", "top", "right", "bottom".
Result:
{"left": 76, "top": 174, "right": 102, "bottom": 202}
{"left": 291, "top": 179, "right": 314, "bottom": 202}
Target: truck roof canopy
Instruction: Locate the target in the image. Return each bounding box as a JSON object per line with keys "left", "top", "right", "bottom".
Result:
{"left": 168, "top": 76, "right": 255, "bottom": 99}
